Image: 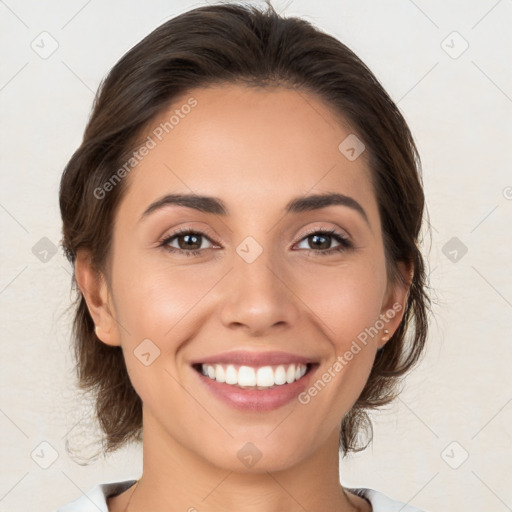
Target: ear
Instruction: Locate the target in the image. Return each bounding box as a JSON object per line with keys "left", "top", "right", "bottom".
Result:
{"left": 74, "top": 249, "right": 121, "bottom": 347}
{"left": 378, "top": 260, "right": 413, "bottom": 350}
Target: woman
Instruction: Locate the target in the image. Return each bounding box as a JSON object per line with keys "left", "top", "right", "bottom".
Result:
{"left": 57, "top": 2, "right": 431, "bottom": 511}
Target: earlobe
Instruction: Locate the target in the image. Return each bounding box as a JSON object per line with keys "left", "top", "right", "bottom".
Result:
{"left": 74, "top": 249, "right": 121, "bottom": 347}
{"left": 378, "top": 260, "right": 413, "bottom": 349}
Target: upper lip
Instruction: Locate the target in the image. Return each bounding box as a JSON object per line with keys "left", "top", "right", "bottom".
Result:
{"left": 190, "top": 350, "right": 317, "bottom": 367}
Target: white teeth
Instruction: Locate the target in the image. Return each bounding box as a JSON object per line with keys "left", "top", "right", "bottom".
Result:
{"left": 257, "top": 366, "right": 274, "bottom": 387}
{"left": 199, "top": 362, "right": 309, "bottom": 388}
{"left": 215, "top": 364, "right": 225, "bottom": 383}
{"left": 225, "top": 364, "right": 237, "bottom": 385}
{"left": 274, "top": 365, "right": 287, "bottom": 385}
{"left": 238, "top": 366, "right": 256, "bottom": 386}
{"left": 286, "top": 364, "right": 296, "bottom": 383}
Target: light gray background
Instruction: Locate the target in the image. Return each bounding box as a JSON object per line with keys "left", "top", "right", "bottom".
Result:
{"left": 1, "top": 0, "right": 511, "bottom": 510}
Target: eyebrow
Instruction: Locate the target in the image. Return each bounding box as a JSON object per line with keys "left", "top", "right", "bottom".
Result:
{"left": 139, "top": 192, "right": 370, "bottom": 226}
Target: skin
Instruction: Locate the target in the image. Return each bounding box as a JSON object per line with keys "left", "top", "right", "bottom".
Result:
{"left": 75, "top": 83, "right": 411, "bottom": 512}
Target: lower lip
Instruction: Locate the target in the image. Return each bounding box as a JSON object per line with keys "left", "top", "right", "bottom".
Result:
{"left": 194, "top": 364, "right": 318, "bottom": 412}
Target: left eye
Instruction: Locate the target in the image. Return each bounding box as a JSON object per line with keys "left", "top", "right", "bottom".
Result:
{"left": 296, "top": 231, "right": 348, "bottom": 251}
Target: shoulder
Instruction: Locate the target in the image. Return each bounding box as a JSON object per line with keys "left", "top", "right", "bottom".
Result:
{"left": 347, "top": 486, "right": 430, "bottom": 512}
{"left": 54, "top": 480, "right": 137, "bottom": 512}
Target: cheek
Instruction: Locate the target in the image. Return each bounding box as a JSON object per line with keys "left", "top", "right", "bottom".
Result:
{"left": 110, "top": 257, "right": 223, "bottom": 397}
{"left": 112, "top": 252, "right": 214, "bottom": 338}
{"left": 295, "top": 258, "right": 387, "bottom": 345}
{"left": 111, "top": 264, "right": 201, "bottom": 402}
{"left": 293, "top": 258, "right": 386, "bottom": 410}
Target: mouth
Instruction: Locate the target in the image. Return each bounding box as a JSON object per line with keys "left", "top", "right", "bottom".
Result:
{"left": 189, "top": 350, "right": 320, "bottom": 411}
{"left": 192, "top": 362, "right": 317, "bottom": 390}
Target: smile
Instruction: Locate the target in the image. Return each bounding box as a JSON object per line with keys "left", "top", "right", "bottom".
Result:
{"left": 194, "top": 363, "right": 310, "bottom": 389}
{"left": 190, "top": 350, "right": 319, "bottom": 410}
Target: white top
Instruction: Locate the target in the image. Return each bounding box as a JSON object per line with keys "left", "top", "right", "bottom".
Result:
{"left": 55, "top": 480, "right": 428, "bottom": 511}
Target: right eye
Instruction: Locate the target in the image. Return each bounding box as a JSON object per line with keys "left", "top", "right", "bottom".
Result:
{"left": 159, "top": 229, "right": 218, "bottom": 257}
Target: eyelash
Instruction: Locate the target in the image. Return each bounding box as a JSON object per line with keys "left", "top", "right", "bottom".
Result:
{"left": 158, "top": 227, "right": 353, "bottom": 258}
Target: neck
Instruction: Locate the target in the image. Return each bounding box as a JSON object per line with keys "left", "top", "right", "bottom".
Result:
{"left": 111, "top": 411, "right": 367, "bottom": 512}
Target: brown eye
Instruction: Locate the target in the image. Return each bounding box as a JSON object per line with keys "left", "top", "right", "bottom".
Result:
{"left": 307, "top": 233, "right": 332, "bottom": 250}
{"left": 176, "top": 232, "right": 202, "bottom": 250}
{"left": 295, "top": 229, "right": 353, "bottom": 256}
{"left": 160, "top": 229, "right": 216, "bottom": 256}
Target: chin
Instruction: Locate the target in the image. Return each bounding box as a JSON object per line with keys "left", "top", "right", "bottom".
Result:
{"left": 191, "top": 435, "right": 314, "bottom": 474}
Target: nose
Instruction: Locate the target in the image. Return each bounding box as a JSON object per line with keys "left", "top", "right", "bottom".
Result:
{"left": 218, "top": 248, "right": 300, "bottom": 337}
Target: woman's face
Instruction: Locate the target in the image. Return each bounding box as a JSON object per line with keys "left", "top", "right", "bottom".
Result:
{"left": 85, "top": 83, "right": 409, "bottom": 471}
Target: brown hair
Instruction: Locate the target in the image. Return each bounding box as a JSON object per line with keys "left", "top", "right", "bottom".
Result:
{"left": 59, "top": 1, "right": 432, "bottom": 456}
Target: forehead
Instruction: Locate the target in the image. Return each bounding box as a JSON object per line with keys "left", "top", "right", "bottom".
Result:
{"left": 118, "top": 83, "right": 376, "bottom": 223}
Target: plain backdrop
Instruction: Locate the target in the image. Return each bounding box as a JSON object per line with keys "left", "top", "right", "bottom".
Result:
{"left": 1, "top": 0, "right": 511, "bottom": 511}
